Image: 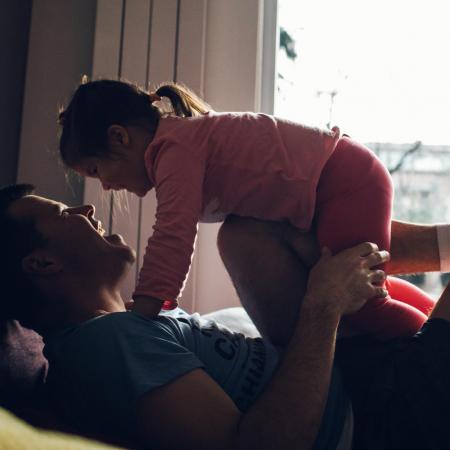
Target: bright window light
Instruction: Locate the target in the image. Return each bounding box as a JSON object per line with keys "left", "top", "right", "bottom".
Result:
{"left": 277, "top": 0, "right": 450, "bottom": 144}
{"left": 276, "top": 0, "right": 450, "bottom": 293}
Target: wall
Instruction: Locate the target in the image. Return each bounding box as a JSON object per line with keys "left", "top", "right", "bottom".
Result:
{"left": 195, "top": 0, "right": 263, "bottom": 312}
{"left": 0, "top": 0, "right": 32, "bottom": 186}
{"left": 85, "top": 0, "right": 276, "bottom": 313}
{"left": 14, "top": 0, "right": 276, "bottom": 314}
{"left": 16, "top": 0, "right": 97, "bottom": 205}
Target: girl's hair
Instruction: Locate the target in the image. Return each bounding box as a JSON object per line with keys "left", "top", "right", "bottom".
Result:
{"left": 58, "top": 78, "right": 210, "bottom": 166}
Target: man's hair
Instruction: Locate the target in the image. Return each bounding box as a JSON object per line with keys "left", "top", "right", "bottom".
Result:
{"left": 0, "top": 184, "right": 46, "bottom": 328}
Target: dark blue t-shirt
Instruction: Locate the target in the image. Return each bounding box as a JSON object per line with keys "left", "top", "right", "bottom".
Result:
{"left": 44, "top": 310, "right": 348, "bottom": 448}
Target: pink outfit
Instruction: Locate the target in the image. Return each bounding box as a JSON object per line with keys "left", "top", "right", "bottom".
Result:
{"left": 134, "top": 111, "right": 340, "bottom": 307}
{"left": 133, "top": 111, "right": 434, "bottom": 340}
{"left": 315, "top": 137, "right": 431, "bottom": 339}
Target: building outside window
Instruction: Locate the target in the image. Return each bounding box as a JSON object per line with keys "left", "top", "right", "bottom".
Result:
{"left": 276, "top": 0, "right": 450, "bottom": 296}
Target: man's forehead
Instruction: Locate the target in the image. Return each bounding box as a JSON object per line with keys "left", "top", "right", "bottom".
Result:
{"left": 8, "top": 195, "right": 67, "bottom": 220}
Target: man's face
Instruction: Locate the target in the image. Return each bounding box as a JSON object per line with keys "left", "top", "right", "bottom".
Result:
{"left": 8, "top": 195, "right": 135, "bottom": 285}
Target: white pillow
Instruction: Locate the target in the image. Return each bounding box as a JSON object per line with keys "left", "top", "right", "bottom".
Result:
{"left": 202, "top": 307, "right": 260, "bottom": 338}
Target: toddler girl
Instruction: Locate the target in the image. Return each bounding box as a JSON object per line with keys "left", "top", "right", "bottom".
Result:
{"left": 58, "top": 79, "right": 435, "bottom": 340}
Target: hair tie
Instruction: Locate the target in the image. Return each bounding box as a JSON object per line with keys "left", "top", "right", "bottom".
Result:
{"left": 151, "top": 95, "right": 174, "bottom": 117}
{"left": 149, "top": 92, "right": 161, "bottom": 103}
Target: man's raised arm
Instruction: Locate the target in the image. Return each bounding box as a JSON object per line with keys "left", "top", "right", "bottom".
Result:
{"left": 388, "top": 220, "right": 441, "bottom": 274}
{"left": 134, "top": 243, "right": 388, "bottom": 450}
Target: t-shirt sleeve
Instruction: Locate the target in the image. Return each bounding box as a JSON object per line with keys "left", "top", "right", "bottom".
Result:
{"left": 134, "top": 143, "right": 205, "bottom": 308}
{"left": 52, "top": 315, "right": 204, "bottom": 430}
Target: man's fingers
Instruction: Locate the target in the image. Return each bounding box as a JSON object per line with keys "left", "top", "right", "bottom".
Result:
{"left": 364, "top": 250, "right": 390, "bottom": 267}
{"left": 373, "top": 286, "right": 388, "bottom": 298}
{"left": 369, "top": 269, "right": 386, "bottom": 284}
{"left": 358, "top": 242, "right": 379, "bottom": 256}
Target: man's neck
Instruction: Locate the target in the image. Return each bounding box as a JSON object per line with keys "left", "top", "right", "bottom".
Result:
{"left": 72, "top": 287, "right": 126, "bottom": 321}
{"left": 40, "top": 283, "right": 126, "bottom": 333}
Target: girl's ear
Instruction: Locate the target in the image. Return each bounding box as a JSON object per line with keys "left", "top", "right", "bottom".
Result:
{"left": 22, "top": 250, "right": 63, "bottom": 276}
{"left": 107, "top": 125, "right": 130, "bottom": 147}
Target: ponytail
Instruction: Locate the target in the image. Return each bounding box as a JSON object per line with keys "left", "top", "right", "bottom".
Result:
{"left": 59, "top": 78, "right": 161, "bottom": 166}
{"left": 154, "top": 82, "right": 210, "bottom": 117}
{"left": 58, "top": 78, "right": 210, "bottom": 168}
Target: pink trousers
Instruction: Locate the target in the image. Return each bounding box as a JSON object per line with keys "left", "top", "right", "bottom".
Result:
{"left": 315, "top": 136, "right": 435, "bottom": 339}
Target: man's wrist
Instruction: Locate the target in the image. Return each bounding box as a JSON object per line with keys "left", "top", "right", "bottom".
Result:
{"left": 302, "top": 293, "right": 342, "bottom": 321}
{"left": 437, "top": 224, "right": 450, "bottom": 272}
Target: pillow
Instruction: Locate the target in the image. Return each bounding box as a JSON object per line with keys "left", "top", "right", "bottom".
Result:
{"left": 0, "top": 321, "right": 92, "bottom": 436}
{"left": 202, "top": 307, "right": 260, "bottom": 337}
{"left": 0, "top": 321, "right": 147, "bottom": 448}
{"left": 0, "top": 407, "right": 124, "bottom": 450}
{"left": 0, "top": 320, "right": 48, "bottom": 410}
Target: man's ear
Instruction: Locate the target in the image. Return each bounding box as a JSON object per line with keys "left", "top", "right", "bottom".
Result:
{"left": 22, "top": 251, "right": 63, "bottom": 275}
{"left": 107, "top": 125, "right": 130, "bottom": 147}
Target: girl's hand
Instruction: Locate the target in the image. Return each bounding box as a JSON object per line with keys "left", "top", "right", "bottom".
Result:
{"left": 132, "top": 296, "right": 164, "bottom": 318}
{"left": 305, "top": 242, "right": 390, "bottom": 316}
{"left": 124, "top": 300, "right": 135, "bottom": 311}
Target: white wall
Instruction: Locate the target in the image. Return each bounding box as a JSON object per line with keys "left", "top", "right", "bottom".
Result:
{"left": 84, "top": 0, "right": 278, "bottom": 313}
{"left": 194, "top": 0, "right": 263, "bottom": 313}
{"left": 17, "top": 0, "right": 276, "bottom": 314}
{"left": 1, "top": 0, "right": 32, "bottom": 186}
{"left": 17, "top": 0, "right": 97, "bottom": 205}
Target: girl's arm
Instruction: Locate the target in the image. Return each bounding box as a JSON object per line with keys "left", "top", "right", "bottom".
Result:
{"left": 132, "top": 295, "right": 164, "bottom": 317}
{"left": 134, "top": 243, "right": 388, "bottom": 450}
{"left": 133, "top": 145, "right": 205, "bottom": 308}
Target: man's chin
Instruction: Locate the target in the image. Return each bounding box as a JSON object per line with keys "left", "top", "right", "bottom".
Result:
{"left": 105, "top": 233, "right": 126, "bottom": 245}
{"left": 105, "top": 234, "right": 136, "bottom": 262}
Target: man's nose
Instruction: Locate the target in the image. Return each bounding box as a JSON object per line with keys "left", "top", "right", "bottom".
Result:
{"left": 82, "top": 204, "right": 95, "bottom": 218}
{"left": 69, "top": 204, "right": 95, "bottom": 217}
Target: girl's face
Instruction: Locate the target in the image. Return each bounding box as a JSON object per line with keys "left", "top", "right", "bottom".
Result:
{"left": 74, "top": 125, "right": 153, "bottom": 197}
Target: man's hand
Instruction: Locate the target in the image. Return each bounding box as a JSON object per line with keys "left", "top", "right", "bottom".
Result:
{"left": 132, "top": 295, "right": 164, "bottom": 318}
{"left": 305, "top": 242, "right": 390, "bottom": 316}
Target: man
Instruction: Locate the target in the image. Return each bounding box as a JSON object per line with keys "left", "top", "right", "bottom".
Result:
{"left": 218, "top": 216, "right": 450, "bottom": 450}
{"left": 1, "top": 183, "right": 449, "bottom": 450}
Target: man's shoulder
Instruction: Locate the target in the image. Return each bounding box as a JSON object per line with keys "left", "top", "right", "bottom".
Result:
{"left": 44, "top": 312, "right": 187, "bottom": 357}
{"left": 44, "top": 312, "right": 205, "bottom": 433}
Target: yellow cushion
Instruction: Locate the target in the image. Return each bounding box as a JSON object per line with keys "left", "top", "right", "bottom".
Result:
{"left": 0, "top": 407, "right": 124, "bottom": 450}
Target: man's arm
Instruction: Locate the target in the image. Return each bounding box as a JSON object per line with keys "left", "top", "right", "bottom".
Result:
{"left": 135, "top": 301, "right": 340, "bottom": 450}
{"left": 286, "top": 219, "right": 442, "bottom": 275}
{"left": 134, "top": 243, "right": 388, "bottom": 450}
{"left": 388, "top": 220, "right": 440, "bottom": 274}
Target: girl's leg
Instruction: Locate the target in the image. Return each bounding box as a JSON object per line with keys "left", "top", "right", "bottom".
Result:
{"left": 217, "top": 216, "right": 311, "bottom": 346}
{"left": 315, "top": 137, "right": 427, "bottom": 339}
{"left": 315, "top": 137, "right": 393, "bottom": 254}
{"left": 217, "top": 214, "right": 441, "bottom": 346}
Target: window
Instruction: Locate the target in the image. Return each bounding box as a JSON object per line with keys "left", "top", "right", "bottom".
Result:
{"left": 277, "top": 0, "right": 450, "bottom": 295}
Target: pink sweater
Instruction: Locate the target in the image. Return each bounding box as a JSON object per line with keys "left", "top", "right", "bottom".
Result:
{"left": 133, "top": 111, "right": 340, "bottom": 308}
